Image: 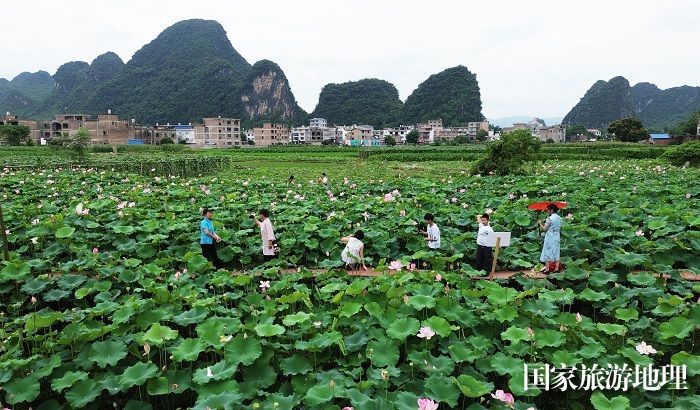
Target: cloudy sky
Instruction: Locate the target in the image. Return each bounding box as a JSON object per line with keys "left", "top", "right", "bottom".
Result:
{"left": 1, "top": 0, "right": 698, "bottom": 119}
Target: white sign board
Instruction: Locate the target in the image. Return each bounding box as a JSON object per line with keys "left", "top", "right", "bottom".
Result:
{"left": 486, "top": 232, "right": 511, "bottom": 247}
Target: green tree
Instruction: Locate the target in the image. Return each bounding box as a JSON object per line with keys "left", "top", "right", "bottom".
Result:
{"left": 476, "top": 129, "right": 488, "bottom": 141}
{"left": 454, "top": 135, "right": 470, "bottom": 144}
{"left": 0, "top": 124, "right": 31, "bottom": 145}
{"left": 565, "top": 124, "right": 592, "bottom": 138}
{"left": 68, "top": 128, "right": 91, "bottom": 161}
{"left": 471, "top": 129, "right": 542, "bottom": 176}
{"left": 383, "top": 135, "right": 396, "bottom": 146}
{"left": 405, "top": 129, "right": 419, "bottom": 144}
{"left": 608, "top": 117, "right": 648, "bottom": 142}
{"left": 673, "top": 110, "right": 700, "bottom": 135}
{"left": 160, "top": 137, "right": 174, "bottom": 144}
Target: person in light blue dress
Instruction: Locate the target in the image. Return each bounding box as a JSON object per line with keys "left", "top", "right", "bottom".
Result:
{"left": 539, "top": 203, "right": 562, "bottom": 272}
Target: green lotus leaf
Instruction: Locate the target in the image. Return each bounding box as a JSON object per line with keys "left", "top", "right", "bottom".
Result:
{"left": 422, "top": 316, "right": 452, "bottom": 337}
{"left": 193, "top": 392, "right": 244, "bottom": 410}
{"left": 501, "top": 326, "right": 531, "bottom": 344}
{"left": 590, "top": 391, "right": 631, "bottom": 410}
{"left": 367, "top": 340, "right": 399, "bottom": 367}
{"left": 119, "top": 362, "right": 159, "bottom": 389}
{"left": 3, "top": 376, "right": 40, "bottom": 404}
{"left": 65, "top": 378, "right": 101, "bottom": 408}
{"left": 89, "top": 340, "right": 128, "bottom": 368}
{"left": 172, "top": 307, "right": 209, "bottom": 326}
{"left": 454, "top": 374, "right": 492, "bottom": 398}
{"left": 671, "top": 351, "right": 700, "bottom": 376}
{"left": 534, "top": 329, "right": 566, "bottom": 347}
{"left": 596, "top": 323, "right": 627, "bottom": 336}
{"left": 339, "top": 302, "right": 362, "bottom": 318}
{"left": 170, "top": 338, "right": 206, "bottom": 362}
{"left": 614, "top": 308, "right": 639, "bottom": 322}
{"left": 304, "top": 384, "right": 335, "bottom": 406}
{"left": 55, "top": 226, "right": 76, "bottom": 238}
{"left": 51, "top": 370, "right": 89, "bottom": 392}
{"left": 577, "top": 288, "right": 609, "bottom": 301}
{"left": 386, "top": 317, "right": 420, "bottom": 341}
{"left": 225, "top": 335, "right": 262, "bottom": 366}
{"left": 280, "top": 354, "right": 313, "bottom": 375}
{"left": 407, "top": 294, "right": 436, "bottom": 310}
{"left": 659, "top": 317, "right": 695, "bottom": 339}
{"left": 490, "top": 352, "right": 524, "bottom": 375}
{"left": 143, "top": 322, "right": 179, "bottom": 345}
{"left": 282, "top": 311, "right": 313, "bottom": 326}
{"left": 254, "top": 323, "right": 285, "bottom": 337}
{"left": 192, "top": 359, "right": 237, "bottom": 384}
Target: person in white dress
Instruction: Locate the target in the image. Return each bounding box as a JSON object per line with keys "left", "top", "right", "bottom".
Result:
{"left": 341, "top": 230, "right": 367, "bottom": 271}
{"left": 253, "top": 209, "right": 276, "bottom": 262}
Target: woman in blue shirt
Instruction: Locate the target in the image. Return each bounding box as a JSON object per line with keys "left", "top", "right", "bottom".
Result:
{"left": 539, "top": 203, "right": 563, "bottom": 273}
{"left": 200, "top": 208, "right": 223, "bottom": 269}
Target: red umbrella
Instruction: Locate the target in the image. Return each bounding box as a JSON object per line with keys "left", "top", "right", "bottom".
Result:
{"left": 528, "top": 202, "right": 567, "bottom": 237}
{"left": 527, "top": 201, "right": 568, "bottom": 211}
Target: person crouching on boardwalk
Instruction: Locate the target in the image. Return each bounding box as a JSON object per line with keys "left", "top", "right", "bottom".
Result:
{"left": 341, "top": 230, "right": 368, "bottom": 272}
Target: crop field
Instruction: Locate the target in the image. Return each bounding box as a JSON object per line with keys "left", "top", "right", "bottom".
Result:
{"left": 0, "top": 146, "right": 699, "bottom": 409}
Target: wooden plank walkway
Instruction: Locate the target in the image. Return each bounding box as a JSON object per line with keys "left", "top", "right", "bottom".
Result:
{"left": 244, "top": 268, "right": 700, "bottom": 281}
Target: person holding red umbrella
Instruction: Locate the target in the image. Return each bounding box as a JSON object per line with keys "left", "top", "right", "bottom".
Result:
{"left": 538, "top": 203, "right": 563, "bottom": 273}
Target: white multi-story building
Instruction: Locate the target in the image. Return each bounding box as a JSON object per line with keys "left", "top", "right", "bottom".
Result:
{"left": 309, "top": 118, "right": 328, "bottom": 128}
{"left": 385, "top": 125, "right": 414, "bottom": 143}
{"left": 290, "top": 126, "right": 311, "bottom": 144}
{"left": 174, "top": 124, "right": 195, "bottom": 144}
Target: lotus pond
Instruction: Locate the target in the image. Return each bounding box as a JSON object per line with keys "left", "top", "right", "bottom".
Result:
{"left": 0, "top": 155, "right": 699, "bottom": 409}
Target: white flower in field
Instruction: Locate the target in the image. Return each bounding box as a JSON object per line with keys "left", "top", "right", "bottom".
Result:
{"left": 31, "top": 219, "right": 39, "bottom": 225}
{"left": 576, "top": 313, "right": 582, "bottom": 323}
{"left": 579, "top": 171, "right": 585, "bottom": 176}
{"left": 143, "top": 188, "right": 151, "bottom": 194}
{"left": 143, "top": 343, "right": 151, "bottom": 356}
{"left": 31, "top": 296, "right": 37, "bottom": 304}
{"left": 220, "top": 334, "right": 233, "bottom": 344}
{"left": 259, "top": 280, "right": 271, "bottom": 292}
{"left": 566, "top": 213, "right": 573, "bottom": 220}
{"left": 206, "top": 367, "right": 214, "bottom": 378}
{"left": 686, "top": 193, "right": 692, "bottom": 199}
{"left": 635, "top": 230, "right": 644, "bottom": 237}
{"left": 508, "top": 192, "right": 516, "bottom": 200}
{"left": 75, "top": 202, "right": 84, "bottom": 215}
{"left": 636, "top": 341, "right": 657, "bottom": 355}
{"left": 31, "top": 237, "right": 39, "bottom": 244}
{"left": 363, "top": 211, "right": 370, "bottom": 221}
{"left": 485, "top": 208, "right": 493, "bottom": 215}
{"left": 4, "top": 230, "right": 9, "bottom": 236}
{"left": 417, "top": 326, "right": 435, "bottom": 340}
{"left": 128, "top": 202, "right": 135, "bottom": 208}
{"left": 313, "top": 321, "right": 322, "bottom": 328}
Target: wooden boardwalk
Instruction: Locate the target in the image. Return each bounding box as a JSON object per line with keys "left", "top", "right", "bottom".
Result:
{"left": 244, "top": 268, "right": 700, "bottom": 281}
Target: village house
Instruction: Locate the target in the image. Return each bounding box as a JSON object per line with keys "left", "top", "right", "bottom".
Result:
{"left": 0, "top": 112, "right": 41, "bottom": 144}
{"left": 537, "top": 125, "right": 567, "bottom": 143}
{"left": 41, "top": 111, "right": 134, "bottom": 145}
{"left": 194, "top": 117, "right": 242, "bottom": 147}
{"left": 253, "top": 123, "right": 289, "bottom": 146}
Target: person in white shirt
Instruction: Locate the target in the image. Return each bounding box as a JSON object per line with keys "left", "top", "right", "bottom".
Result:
{"left": 476, "top": 213, "right": 494, "bottom": 271}
{"left": 341, "top": 230, "right": 367, "bottom": 271}
{"left": 253, "top": 209, "right": 277, "bottom": 262}
{"left": 421, "top": 213, "right": 441, "bottom": 250}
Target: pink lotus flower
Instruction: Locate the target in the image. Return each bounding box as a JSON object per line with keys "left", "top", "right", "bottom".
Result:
{"left": 92, "top": 247, "right": 99, "bottom": 254}
{"left": 400, "top": 209, "right": 406, "bottom": 217}
{"left": 384, "top": 193, "right": 395, "bottom": 202}
{"left": 527, "top": 327, "right": 534, "bottom": 337}
{"left": 417, "top": 398, "right": 439, "bottom": 410}
{"left": 508, "top": 192, "right": 516, "bottom": 200}
{"left": 565, "top": 213, "right": 573, "bottom": 220}
{"left": 409, "top": 262, "right": 416, "bottom": 271}
{"left": 403, "top": 294, "right": 409, "bottom": 304}
{"left": 635, "top": 230, "right": 644, "bottom": 237}
{"left": 636, "top": 341, "right": 657, "bottom": 355}
{"left": 491, "top": 390, "right": 515, "bottom": 407}
{"left": 174, "top": 271, "right": 182, "bottom": 280}
{"left": 451, "top": 197, "right": 458, "bottom": 203}
{"left": 417, "top": 326, "right": 435, "bottom": 340}
{"left": 31, "top": 218, "right": 39, "bottom": 225}
{"left": 31, "top": 296, "right": 37, "bottom": 304}
{"left": 342, "top": 407, "right": 354, "bottom": 410}
{"left": 435, "top": 274, "right": 442, "bottom": 282}
{"left": 259, "top": 280, "right": 271, "bottom": 291}
{"left": 389, "top": 260, "right": 403, "bottom": 271}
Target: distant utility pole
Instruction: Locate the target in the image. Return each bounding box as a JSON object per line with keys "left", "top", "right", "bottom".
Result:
{"left": 0, "top": 203, "right": 8, "bottom": 261}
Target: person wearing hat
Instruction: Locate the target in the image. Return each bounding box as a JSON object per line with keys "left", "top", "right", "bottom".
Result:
{"left": 200, "top": 207, "right": 223, "bottom": 269}
{"left": 538, "top": 203, "right": 562, "bottom": 273}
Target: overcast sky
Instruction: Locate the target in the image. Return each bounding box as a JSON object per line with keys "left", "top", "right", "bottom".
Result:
{"left": 1, "top": 0, "right": 698, "bottom": 119}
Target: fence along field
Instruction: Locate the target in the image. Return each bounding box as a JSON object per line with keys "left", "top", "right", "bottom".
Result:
{"left": 0, "top": 145, "right": 698, "bottom": 409}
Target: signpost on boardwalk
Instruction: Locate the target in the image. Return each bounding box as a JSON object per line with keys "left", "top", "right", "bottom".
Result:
{"left": 0, "top": 203, "right": 9, "bottom": 261}
{"left": 486, "top": 232, "right": 511, "bottom": 280}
